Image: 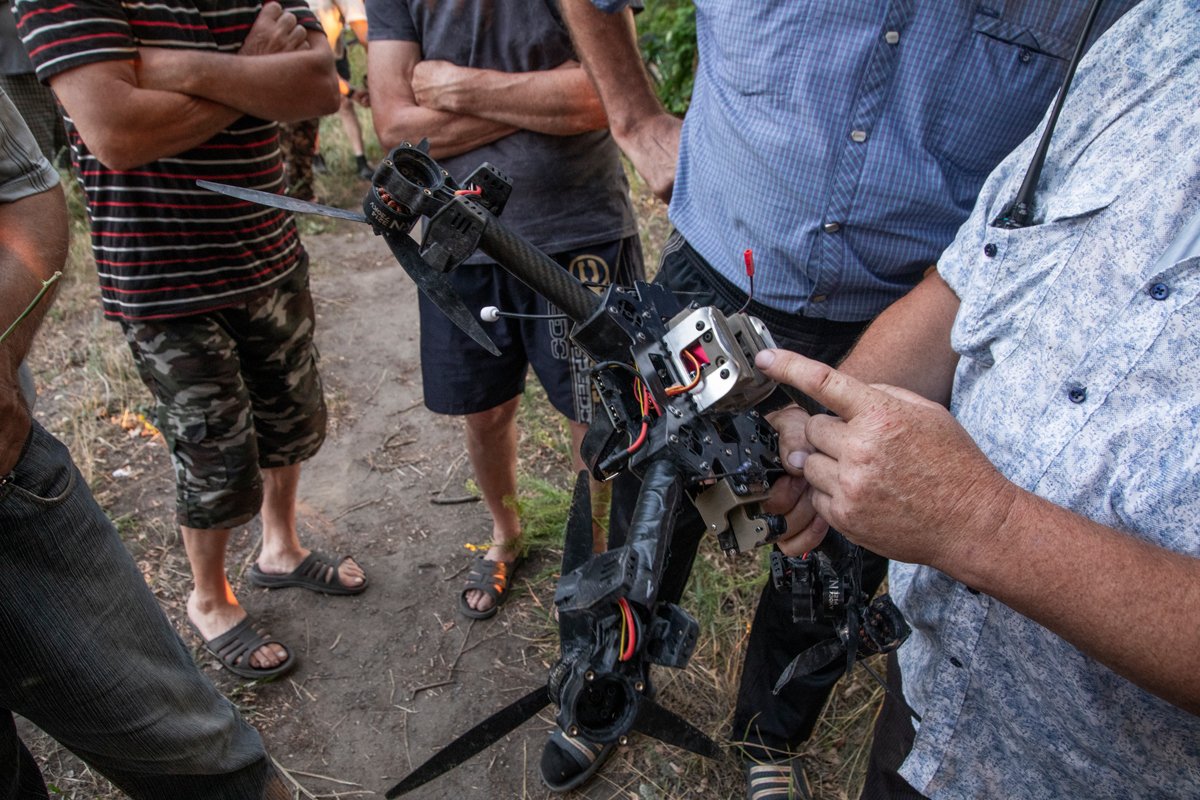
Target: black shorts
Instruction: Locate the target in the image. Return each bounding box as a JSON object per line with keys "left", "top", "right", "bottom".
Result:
{"left": 419, "top": 235, "right": 644, "bottom": 421}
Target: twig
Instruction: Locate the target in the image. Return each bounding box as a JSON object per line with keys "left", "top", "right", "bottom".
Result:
{"left": 430, "top": 493, "right": 479, "bottom": 505}
{"left": 283, "top": 769, "right": 362, "bottom": 788}
{"left": 446, "top": 618, "right": 476, "bottom": 674}
{"left": 328, "top": 632, "right": 342, "bottom": 651}
{"left": 364, "top": 368, "right": 389, "bottom": 404}
{"left": 396, "top": 398, "right": 424, "bottom": 414}
{"left": 0, "top": 271, "right": 61, "bottom": 345}
{"left": 382, "top": 432, "right": 416, "bottom": 449}
{"left": 407, "top": 679, "right": 456, "bottom": 700}
{"left": 332, "top": 494, "right": 385, "bottom": 521}
{"left": 271, "top": 756, "right": 320, "bottom": 800}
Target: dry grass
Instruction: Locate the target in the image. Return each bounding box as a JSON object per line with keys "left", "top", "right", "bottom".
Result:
{"left": 20, "top": 104, "right": 883, "bottom": 800}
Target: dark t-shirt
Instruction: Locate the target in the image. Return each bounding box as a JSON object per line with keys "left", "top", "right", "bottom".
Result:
{"left": 367, "top": 0, "right": 636, "bottom": 261}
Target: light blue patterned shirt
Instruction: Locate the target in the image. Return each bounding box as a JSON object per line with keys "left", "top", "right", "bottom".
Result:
{"left": 892, "top": 1, "right": 1200, "bottom": 796}
{"left": 593, "top": 0, "right": 1137, "bottom": 319}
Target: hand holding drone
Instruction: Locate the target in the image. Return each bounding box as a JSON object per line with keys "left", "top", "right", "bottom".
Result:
{"left": 199, "top": 142, "right": 908, "bottom": 795}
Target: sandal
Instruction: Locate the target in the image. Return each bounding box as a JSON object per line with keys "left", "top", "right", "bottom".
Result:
{"left": 195, "top": 617, "right": 295, "bottom": 681}
{"left": 539, "top": 727, "right": 615, "bottom": 793}
{"left": 458, "top": 552, "right": 523, "bottom": 620}
{"left": 247, "top": 552, "right": 368, "bottom": 595}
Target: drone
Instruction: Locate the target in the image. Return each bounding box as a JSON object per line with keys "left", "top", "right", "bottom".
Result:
{"left": 198, "top": 142, "right": 908, "bottom": 796}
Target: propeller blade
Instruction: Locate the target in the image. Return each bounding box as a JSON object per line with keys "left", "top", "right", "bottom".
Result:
{"left": 196, "top": 180, "right": 368, "bottom": 223}
{"left": 562, "top": 471, "right": 594, "bottom": 576}
{"left": 382, "top": 231, "right": 501, "bottom": 357}
{"left": 386, "top": 686, "right": 551, "bottom": 798}
{"left": 632, "top": 697, "right": 721, "bottom": 759}
{"left": 773, "top": 637, "right": 846, "bottom": 695}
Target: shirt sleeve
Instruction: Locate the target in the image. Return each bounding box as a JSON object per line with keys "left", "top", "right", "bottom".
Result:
{"left": 15, "top": 0, "right": 136, "bottom": 83}
{"left": 0, "top": 89, "right": 59, "bottom": 202}
{"left": 365, "top": 0, "right": 415, "bottom": 42}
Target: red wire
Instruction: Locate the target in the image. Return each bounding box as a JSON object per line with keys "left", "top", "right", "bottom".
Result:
{"left": 454, "top": 185, "right": 483, "bottom": 196}
{"left": 618, "top": 597, "right": 637, "bottom": 661}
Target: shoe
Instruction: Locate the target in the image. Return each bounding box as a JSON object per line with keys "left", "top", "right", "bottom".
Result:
{"left": 540, "top": 727, "right": 615, "bottom": 793}
{"left": 745, "top": 758, "right": 812, "bottom": 800}
{"left": 313, "top": 153, "right": 329, "bottom": 174}
{"left": 247, "top": 552, "right": 369, "bottom": 595}
{"left": 356, "top": 156, "right": 373, "bottom": 180}
{"left": 458, "top": 552, "right": 524, "bottom": 620}
{"left": 192, "top": 616, "right": 295, "bottom": 681}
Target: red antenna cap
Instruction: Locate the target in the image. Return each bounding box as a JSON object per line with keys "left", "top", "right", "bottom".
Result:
{"left": 743, "top": 249, "right": 755, "bottom": 277}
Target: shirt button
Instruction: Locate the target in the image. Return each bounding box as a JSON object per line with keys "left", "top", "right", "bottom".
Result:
{"left": 822, "top": 222, "right": 841, "bottom": 233}
{"left": 885, "top": 30, "right": 900, "bottom": 44}
{"left": 1149, "top": 282, "right": 1170, "bottom": 300}
{"left": 850, "top": 129, "right": 868, "bottom": 143}
{"left": 1019, "top": 47, "right": 1033, "bottom": 64}
{"left": 1068, "top": 387, "right": 1087, "bottom": 404}
{"left": 983, "top": 243, "right": 998, "bottom": 258}
{"left": 949, "top": 656, "right": 964, "bottom": 668}
{"left": 811, "top": 294, "right": 827, "bottom": 303}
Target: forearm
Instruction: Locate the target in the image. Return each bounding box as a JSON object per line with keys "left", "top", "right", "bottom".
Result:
{"left": 950, "top": 488, "right": 1200, "bottom": 714}
{"left": 837, "top": 270, "right": 961, "bottom": 404}
{"left": 415, "top": 63, "right": 607, "bottom": 136}
{"left": 0, "top": 184, "right": 68, "bottom": 473}
{"left": 138, "top": 33, "right": 339, "bottom": 122}
{"left": 372, "top": 103, "right": 515, "bottom": 158}
{"left": 51, "top": 61, "right": 244, "bottom": 169}
{"left": 559, "top": 0, "right": 661, "bottom": 141}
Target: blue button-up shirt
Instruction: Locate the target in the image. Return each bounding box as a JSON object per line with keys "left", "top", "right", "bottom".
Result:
{"left": 894, "top": 2, "right": 1200, "bottom": 796}
{"left": 595, "top": 0, "right": 1137, "bottom": 319}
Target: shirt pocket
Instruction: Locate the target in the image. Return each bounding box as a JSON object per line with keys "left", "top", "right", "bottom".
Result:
{"left": 953, "top": 187, "right": 1118, "bottom": 369}
{"left": 928, "top": 11, "right": 1071, "bottom": 178}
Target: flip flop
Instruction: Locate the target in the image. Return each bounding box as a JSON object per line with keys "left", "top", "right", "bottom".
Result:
{"left": 194, "top": 617, "right": 296, "bottom": 681}
{"left": 458, "top": 552, "right": 524, "bottom": 620}
{"left": 539, "top": 727, "right": 616, "bottom": 794}
{"left": 247, "top": 551, "right": 368, "bottom": 595}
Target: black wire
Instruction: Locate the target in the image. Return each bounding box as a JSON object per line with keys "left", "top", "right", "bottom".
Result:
{"left": 994, "top": 0, "right": 1105, "bottom": 229}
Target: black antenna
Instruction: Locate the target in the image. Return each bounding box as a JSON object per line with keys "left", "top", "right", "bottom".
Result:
{"left": 994, "top": 0, "right": 1105, "bottom": 229}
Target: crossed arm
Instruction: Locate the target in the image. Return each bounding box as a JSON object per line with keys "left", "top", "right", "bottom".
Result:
{"left": 49, "top": 2, "right": 338, "bottom": 170}
{"left": 368, "top": 40, "right": 607, "bottom": 157}
{"left": 758, "top": 270, "right": 1200, "bottom": 714}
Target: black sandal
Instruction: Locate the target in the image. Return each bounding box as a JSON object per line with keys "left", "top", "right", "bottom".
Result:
{"left": 195, "top": 617, "right": 296, "bottom": 681}
{"left": 458, "top": 552, "right": 523, "bottom": 620}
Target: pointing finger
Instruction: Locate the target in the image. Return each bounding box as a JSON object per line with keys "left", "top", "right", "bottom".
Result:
{"left": 755, "top": 349, "right": 881, "bottom": 422}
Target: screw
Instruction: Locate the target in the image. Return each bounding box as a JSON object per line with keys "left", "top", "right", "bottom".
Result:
{"left": 720, "top": 369, "right": 730, "bottom": 379}
{"left": 569, "top": 726, "right": 579, "bottom": 737}
{"left": 669, "top": 434, "right": 679, "bottom": 443}
{"left": 695, "top": 321, "right": 705, "bottom": 330}
{"left": 618, "top": 736, "right": 629, "bottom": 746}
{"left": 634, "top": 681, "right": 645, "bottom": 692}
{"left": 585, "top": 671, "right": 595, "bottom": 682}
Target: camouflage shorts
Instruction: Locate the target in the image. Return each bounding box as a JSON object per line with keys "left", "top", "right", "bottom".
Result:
{"left": 121, "top": 265, "right": 326, "bottom": 530}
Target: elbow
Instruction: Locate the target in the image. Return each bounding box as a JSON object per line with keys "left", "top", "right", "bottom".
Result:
{"left": 85, "top": 130, "right": 152, "bottom": 171}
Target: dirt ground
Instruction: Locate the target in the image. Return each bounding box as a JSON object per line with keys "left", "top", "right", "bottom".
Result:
{"left": 24, "top": 214, "right": 745, "bottom": 800}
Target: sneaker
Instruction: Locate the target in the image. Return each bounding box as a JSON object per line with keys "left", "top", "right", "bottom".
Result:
{"left": 540, "top": 727, "right": 615, "bottom": 794}
{"left": 746, "top": 759, "right": 812, "bottom": 800}
{"left": 313, "top": 153, "right": 329, "bottom": 174}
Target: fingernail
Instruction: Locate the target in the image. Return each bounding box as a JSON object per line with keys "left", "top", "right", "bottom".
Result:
{"left": 787, "top": 451, "right": 807, "bottom": 470}
{"left": 755, "top": 349, "right": 775, "bottom": 368}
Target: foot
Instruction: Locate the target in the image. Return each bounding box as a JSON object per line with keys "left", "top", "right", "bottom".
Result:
{"left": 255, "top": 548, "right": 366, "bottom": 591}
{"left": 187, "top": 591, "right": 288, "bottom": 672}
{"left": 462, "top": 542, "right": 520, "bottom": 614}
{"left": 745, "top": 758, "right": 812, "bottom": 800}
{"left": 540, "top": 728, "right": 615, "bottom": 793}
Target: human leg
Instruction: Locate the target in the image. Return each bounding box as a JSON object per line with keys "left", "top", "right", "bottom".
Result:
{"left": 0, "top": 422, "right": 289, "bottom": 799}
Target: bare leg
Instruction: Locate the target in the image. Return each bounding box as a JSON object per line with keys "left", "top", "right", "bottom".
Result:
{"left": 337, "top": 96, "right": 365, "bottom": 157}
{"left": 255, "top": 463, "right": 365, "bottom": 588}
{"left": 183, "top": 525, "right": 288, "bottom": 670}
{"left": 569, "top": 420, "right": 609, "bottom": 553}
{"left": 462, "top": 395, "right": 522, "bottom": 612}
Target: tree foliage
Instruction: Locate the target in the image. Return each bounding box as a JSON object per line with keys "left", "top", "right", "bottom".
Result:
{"left": 638, "top": 1, "right": 698, "bottom": 115}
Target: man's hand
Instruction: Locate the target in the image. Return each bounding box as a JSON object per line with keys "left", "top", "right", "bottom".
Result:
{"left": 755, "top": 348, "right": 1017, "bottom": 569}
{"left": 239, "top": 1, "right": 309, "bottom": 55}
{"left": 410, "top": 60, "right": 471, "bottom": 113}
{"left": 616, "top": 112, "right": 680, "bottom": 203}
{"left": 761, "top": 405, "right": 829, "bottom": 555}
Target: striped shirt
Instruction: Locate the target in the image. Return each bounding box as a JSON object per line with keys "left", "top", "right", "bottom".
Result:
{"left": 16, "top": 0, "right": 320, "bottom": 321}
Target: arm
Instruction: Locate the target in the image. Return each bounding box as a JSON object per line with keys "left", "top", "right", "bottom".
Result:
{"left": 559, "top": 0, "right": 680, "bottom": 201}
{"left": 755, "top": 347, "right": 1200, "bottom": 715}
{"left": 0, "top": 183, "right": 68, "bottom": 475}
{"left": 49, "top": 3, "right": 338, "bottom": 169}
{"left": 368, "top": 39, "right": 515, "bottom": 156}
{"left": 410, "top": 59, "right": 607, "bottom": 136}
